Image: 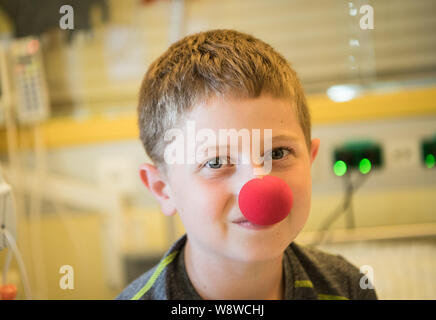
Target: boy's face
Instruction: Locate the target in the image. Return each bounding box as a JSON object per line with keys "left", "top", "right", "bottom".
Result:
{"left": 145, "top": 95, "right": 319, "bottom": 262}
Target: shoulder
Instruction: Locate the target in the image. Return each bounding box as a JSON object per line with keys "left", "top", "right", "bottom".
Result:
{"left": 288, "top": 242, "right": 377, "bottom": 300}
{"left": 290, "top": 242, "right": 354, "bottom": 276}
{"left": 115, "top": 265, "right": 158, "bottom": 300}
{"left": 115, "top": 236, "right": 186, "bottom": 300}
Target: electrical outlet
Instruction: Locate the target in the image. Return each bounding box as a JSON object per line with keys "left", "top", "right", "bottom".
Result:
{"left": 332, "top": 140, "right": 383, "bottom": 176}
{"left": 384, "top": 139, "right": 420, "bottom": 170}
{"left": 421, "top": 136, "right": 436, "bottom": 169}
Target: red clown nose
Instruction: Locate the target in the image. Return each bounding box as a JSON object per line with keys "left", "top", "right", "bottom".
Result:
{"left": 238, "top": 176, "right": 293, "bottom": 226}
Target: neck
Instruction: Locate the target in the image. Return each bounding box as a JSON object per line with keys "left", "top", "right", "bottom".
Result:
{"left": 184, "top": 238, "right": 285, "bottom": 300}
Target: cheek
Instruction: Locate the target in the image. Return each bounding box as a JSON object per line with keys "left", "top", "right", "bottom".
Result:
{"left": 279, "top": 168, "right": 312, "bottom": 239}
{"left": 174, "top": 176, "right": 230, "bottom": 223}
{"left": 284, "top": 164, "right": 312, "bottom": 213}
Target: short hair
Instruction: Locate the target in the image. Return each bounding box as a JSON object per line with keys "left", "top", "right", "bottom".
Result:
{"left": 137, "top": 29, "right": 311, "bottom": 174}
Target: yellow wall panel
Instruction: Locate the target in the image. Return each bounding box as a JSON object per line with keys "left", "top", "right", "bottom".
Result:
{"left": 1, "top": 86, "right": 435, "bottom": 152}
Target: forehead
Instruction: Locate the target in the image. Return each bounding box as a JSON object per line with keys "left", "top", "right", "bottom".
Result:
{"left": 184, "top": 94, "right": 304, "bottom": 140}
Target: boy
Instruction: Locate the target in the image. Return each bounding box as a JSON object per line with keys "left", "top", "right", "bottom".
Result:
{"left": 116, "top": 29, "right": 377, "bottom": 300}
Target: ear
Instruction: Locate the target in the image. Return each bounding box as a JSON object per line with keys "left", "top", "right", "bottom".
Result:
{"left": 309, "top": 138, "right": 320, "bottom": 165}
{"left": 139, "top": 163, "right": 177, "bottom": 216}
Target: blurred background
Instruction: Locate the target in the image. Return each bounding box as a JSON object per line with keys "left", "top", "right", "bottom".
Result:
{"left": 0, "top": 0, "right": 435, "bottom": 300}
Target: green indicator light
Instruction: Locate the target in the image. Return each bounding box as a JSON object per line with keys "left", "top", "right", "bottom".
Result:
{"left": 425, "top": 154, "right": 435, "bottom": 169}
{"left": 333, "top": 160, "right": 347, "bottom": 176}
{"left": 359, "top": 158, "right": 372, "bottom": 174}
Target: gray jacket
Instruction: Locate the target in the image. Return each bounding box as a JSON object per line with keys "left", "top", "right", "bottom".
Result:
{"left": 116, "top": 234, "right": 377, "bottom": 300}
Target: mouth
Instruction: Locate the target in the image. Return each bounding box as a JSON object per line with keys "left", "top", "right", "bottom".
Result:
{"left": 231, "top": 217, "right": 273, "bottom": 230}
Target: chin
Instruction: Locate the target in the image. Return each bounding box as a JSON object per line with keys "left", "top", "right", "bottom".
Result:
{"left": 230, "top": 236, "right": 290, "bottom": 263}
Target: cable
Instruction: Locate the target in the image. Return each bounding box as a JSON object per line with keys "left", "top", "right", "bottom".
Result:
{"left": 1, "top": 227, "right": 32, "bottom": 300}
{"left": 312, "top": 175, "right": 353, "bottom": 245}
{"left": 311, "top": 170, "right": 371, "bottom": 246}
{"left": 2, "top": 242, "right": 13, "bottom": 285}
{"left": 2, "top": 44, "right": 33, "bottom": 299}
{"left": 1, "top": 183, "right": 13, "bottom": 287}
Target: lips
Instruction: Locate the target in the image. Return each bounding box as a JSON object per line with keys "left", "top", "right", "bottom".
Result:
{"left": 232, "top": 217, "right": 250, "bottom": 224}
{"left": 231, "top": 217, "right": 272, "bottom": 230}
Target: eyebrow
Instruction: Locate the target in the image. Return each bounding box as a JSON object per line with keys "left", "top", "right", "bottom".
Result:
{"left": 271, "top": 134, "right": 299, "bottom": 143}
{"left": 198, "top": 134, "right": 300, "bottom": 153}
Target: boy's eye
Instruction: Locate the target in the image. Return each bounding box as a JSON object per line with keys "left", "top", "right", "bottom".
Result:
{"left": 267, "top": 147, "right": 293, "bottom": 160}
{"left": 202, "top": 147, "right": 293, "bottom": 169}
{"left": 204, "top": 157, "right": 227, "bottom": 169}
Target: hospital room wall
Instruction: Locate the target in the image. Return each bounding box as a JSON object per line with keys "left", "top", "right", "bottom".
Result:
{"left": 1, "top": 89, "right": 435, "bottom": 300}
{"left": 1, "top": 0, "right": 435, "bottom": 300}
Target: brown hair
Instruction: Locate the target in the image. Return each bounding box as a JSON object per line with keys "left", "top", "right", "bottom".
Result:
{"left": 137, "top": 29, "right": 311, "bottom": 173}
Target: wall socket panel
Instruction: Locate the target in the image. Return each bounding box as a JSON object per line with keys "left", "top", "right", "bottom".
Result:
{"left": 311, "top": 115, "right": 436, "bottom": 195}
{"left": 384, "top": 139, "right": 421, "bottom": 169}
